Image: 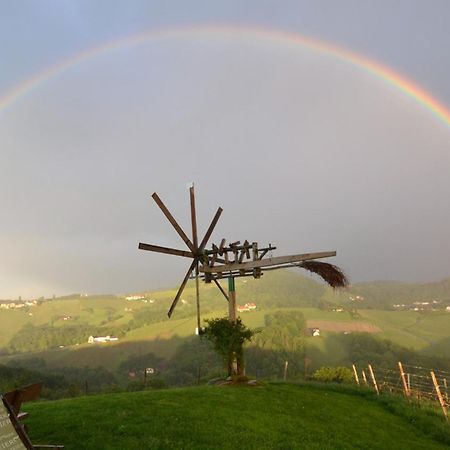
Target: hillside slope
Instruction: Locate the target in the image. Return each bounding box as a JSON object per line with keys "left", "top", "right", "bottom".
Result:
{"left": 26, "top": 384, "right": 449, "bottom": 450}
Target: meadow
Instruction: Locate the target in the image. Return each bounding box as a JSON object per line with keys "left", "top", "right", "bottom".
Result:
{"left": 25, "top": 383, "right": 450, "bottom": 450}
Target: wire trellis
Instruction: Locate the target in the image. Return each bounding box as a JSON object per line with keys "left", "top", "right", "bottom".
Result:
{"left": 352, "top": 362, "right": 449, "bottom": 421}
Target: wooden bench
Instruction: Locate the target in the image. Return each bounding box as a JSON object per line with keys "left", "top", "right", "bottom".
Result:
{"left": 1, "top": 395, "right": 63, "bottom": 449}
{"left": 4, "top": 383, "right": 43, "bottom": 423}
{"left": 1, "top": 384, "right": 64, "bottom": 449}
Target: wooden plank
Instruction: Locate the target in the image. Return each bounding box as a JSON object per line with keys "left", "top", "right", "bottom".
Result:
{"left": 201, "top": 251, "right": 337, "bottom": 273}
{"left": 252, "top": 242, "right": 259, "bottom": 278}
{"left": 152, "top": 192, "right": 195, "bottom": 252}
{"left": 205, "top": 244, "right": 275, "bottom": 255}
{"left": 210, "top": 244, "right": 219, "bottom": 265}
{"left": 138, "top": 243, "right": 194, "bottom": 258}
{"left": 219, "top": 238, "right": 226, "bottom": 254}
{"left": 199, "top": 207, "right": 223, "bottom": 251}
{"left": 244, "top": 240, "right": 250, "bottom": 259}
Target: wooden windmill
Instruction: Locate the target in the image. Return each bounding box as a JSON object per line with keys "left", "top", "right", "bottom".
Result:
{"left": 139, "top": 185, "right": 222, "bottom": 332}
{"left": 139, "top": 185, "right": 348, "bottom": 333}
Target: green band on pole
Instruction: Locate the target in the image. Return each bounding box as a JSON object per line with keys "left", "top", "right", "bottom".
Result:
{"left": 228, "top": 276, "right": 235, "bottom": 292}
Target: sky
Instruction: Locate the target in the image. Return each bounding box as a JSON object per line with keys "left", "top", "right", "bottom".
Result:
{"left": 0, "top": 1, "right": 449, "bottom": 298}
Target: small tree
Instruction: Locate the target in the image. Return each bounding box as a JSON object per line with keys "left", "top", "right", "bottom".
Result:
{"left": 202, "top": 317, "right": 254, "bottom": 377}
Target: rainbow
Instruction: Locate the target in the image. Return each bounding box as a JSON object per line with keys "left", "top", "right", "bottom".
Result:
{"left": 1, "top": 25, "right": 449, "bottom": 128}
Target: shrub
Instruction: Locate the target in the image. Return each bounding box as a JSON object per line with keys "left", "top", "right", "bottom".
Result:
{"left": 312, "top": 366, "right": 354, "bottom": 384}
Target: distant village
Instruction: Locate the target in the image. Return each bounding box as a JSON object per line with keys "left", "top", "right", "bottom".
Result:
{"left": 392, "top": 300, "right": 450, "bottom": 312}
{"left": 0, "top": 299, "right": 38, "bottom": 309}
{"left": 1, "top": 293, "right": 449, "bottom": 314}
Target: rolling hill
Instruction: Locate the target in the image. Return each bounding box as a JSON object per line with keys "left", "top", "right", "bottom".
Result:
{"left": 25, "top": 383, "right": 450, "bottom": 450}
{"left": 1, "top": 271, "right": 449, "bottom": 387}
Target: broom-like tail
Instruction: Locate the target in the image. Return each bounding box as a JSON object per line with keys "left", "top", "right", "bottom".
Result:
{"left": 299, "top": 261, "right": 349, "bottom": 288}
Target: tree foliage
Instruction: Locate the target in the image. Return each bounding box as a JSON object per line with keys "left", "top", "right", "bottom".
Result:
{"left": 202, "top": 317, "right": 255, "bottom": 376}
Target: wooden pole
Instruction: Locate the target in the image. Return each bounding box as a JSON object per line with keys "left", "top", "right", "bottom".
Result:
{"left": 368, "top": 364, "right": 379, "bottom": 395}
{"left": 398, "top": 361, "right": 410, "bottom": 397}
{"left": 283, "top": 361, "right": 289, "bottom": 381}
{"left": 352, "top": 364, "right": 360, "bottom": 386}
{"left": 228, "top": 277, "right": 236, "bottom": 324}
{"left": 444, "top": 378, "right": 448, "bottom": 403}
{"left": 430, "top": 371, "right": 448, "bottom": 421}
{"left": 195, "top": 264, "right": 201, "bottom": 332}
{"left": 228, "top": 276, "right": 238, "bottom": 376}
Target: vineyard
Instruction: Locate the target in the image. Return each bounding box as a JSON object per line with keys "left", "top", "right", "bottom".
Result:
{"left": 353, "top": 361, "right": 449, "bottom": 420}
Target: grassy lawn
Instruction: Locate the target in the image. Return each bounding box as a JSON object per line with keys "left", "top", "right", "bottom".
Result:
{"left": 26, "top": 384, "right": 449, "bottom": 449}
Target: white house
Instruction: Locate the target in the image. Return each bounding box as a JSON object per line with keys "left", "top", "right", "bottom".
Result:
{"left": 88, "top": 335, "right": 119, "bottom": 344}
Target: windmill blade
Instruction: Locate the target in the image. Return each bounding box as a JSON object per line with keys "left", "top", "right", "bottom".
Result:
{"left": 152, "top": 192, "right": 195, "bottom": 252}
{"left": 190, "top": 187, "right": 202, "bottom": 332}
{"left": 168, "top": 259, "right": 197, "bottom": 318}
{"left": 199, "top": 207, "right": 223, "bottom": 251}
{"left": 189, "top": 186, "right": 199, "bottom": 250}
{"left": 138, "top": 243, "right": 194, "bottom": 258}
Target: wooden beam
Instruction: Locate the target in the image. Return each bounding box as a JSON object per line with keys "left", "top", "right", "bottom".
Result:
{"left": 200, "top": 251, "right": 337, "bottom": 273}
{"left": 199, "top": 207, "right": 223, "bottom": 251}
{"left": 138, "top": 243, "right": 194, "bottom": 258}
{"left": 168, "top": 259, "right": 197, "bottom": 318}
{"left": 213, "top": 279, "right": 229, "bottom": 302}
{"left": 152, "top": 192, "right": 195, "bottom": 252}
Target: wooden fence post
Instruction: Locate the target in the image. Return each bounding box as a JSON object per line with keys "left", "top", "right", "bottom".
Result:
{"left": 283, "top": 361, "right": 289, "bottom": 381}
{"left": 430, "top": 371, "right": 448, "bottom": 421}
{"left": 368, "top": 364, "right": 379, "bottom": 395}
{"left": 352, "top": 364, "right": 360, "bottom": 386}
{"left": 398, "top": 361, "right": 410, "bottom": 397}
{"left": 444, "top": 378, "right": 448, "bottom": 404}
{"left": 362, "top": 369, "right": 368, "bottom": 386}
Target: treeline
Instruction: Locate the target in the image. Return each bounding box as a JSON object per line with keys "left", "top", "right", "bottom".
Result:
{"left": 350, "top": 278, "right": 450, "bottom": 310}
{"left": 0, "top": 361, "right": 119, "bottom": 399}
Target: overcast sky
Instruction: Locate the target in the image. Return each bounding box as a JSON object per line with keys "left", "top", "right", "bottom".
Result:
{"left": 0, "top": 1, "right": 449, "bottom": 298}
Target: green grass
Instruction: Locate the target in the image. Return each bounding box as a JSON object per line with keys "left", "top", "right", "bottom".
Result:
{"left": 25, "top": 383, "right": 449, "bottom": 450}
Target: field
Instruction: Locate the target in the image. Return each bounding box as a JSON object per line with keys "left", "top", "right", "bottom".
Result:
{"left": 25, "top": 383, "right": 450, "bottom": 449}
{"left": 1, "top": 271, "right": 449, "bottom": 372}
